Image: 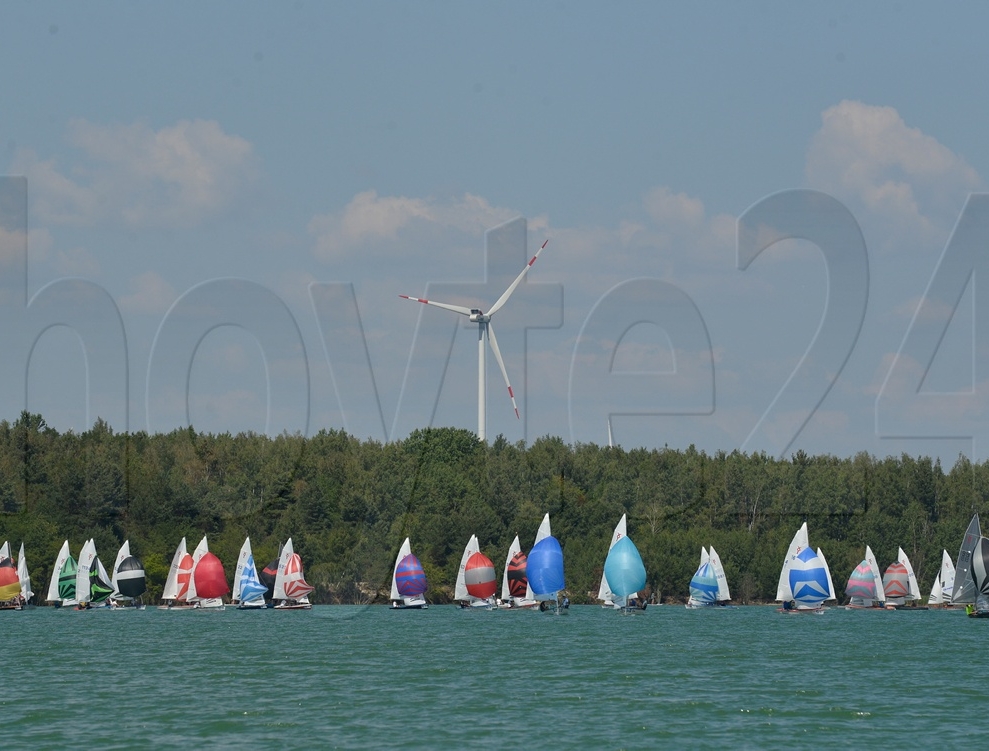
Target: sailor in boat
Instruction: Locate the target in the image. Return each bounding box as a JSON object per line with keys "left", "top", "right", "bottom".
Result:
{"left": 782, "top": 599, "right": 795, "bottom": 611}
{"left": 562, "top": 596, "right": 570, "bottom": 609}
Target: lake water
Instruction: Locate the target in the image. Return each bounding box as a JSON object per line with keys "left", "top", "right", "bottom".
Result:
{"left": 5, "top": 604, "right": 981, "bottom": 749}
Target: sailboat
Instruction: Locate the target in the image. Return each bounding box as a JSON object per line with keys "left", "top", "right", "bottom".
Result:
{"left": 159, "top": 537, "right": 196, "bottom": 609}
{"left": 525, "top": 514, "right": 567, "bottom": 614}
{"left": 844, "top": 545, "right": 885, "bottom": 609}
{"left": 598, "top": 514, "right": 627, "bottom": 609}
{"left": 454, "top": 535, "right": 497, "bottom": 609}
{"left": 109, "top": 540, "right": 147, "bottom": 608}
{"left": 390, "top": 537, "right": 428, "bottom": 609}
{"left": 950, "top": 514, "right": 981, "bottom": 610}
{"left": 928, "top": 550, "right": 956, "bottom": 607}
{"left": 75, "top": 539, "right": 115, "bottom": 609}
{"left": 602, "top": 524, "right": 647, "bottom": 613}
{"left": 497, "top": 535, "right": 536, "bottom": 609}
{"left": 882, "top": 547, "right": 925, "bottom": 609}
{"left": 776, "top": 523, "right": 830, "bottom": 613}
{"left": 46, "top": 540, "right": 77, "bottom": 608}
{"left": 272, "top": 538, "right": 314, "bottom": 609}
{"left": 967, "top": 535, "right": 989, "bottom": 617}
{"left": 232, "top": 537, "right": 268, "bottom": 609}
{"left": 187, "top": 536, "right": 228, "bottom": 610}
{"left": 687, "top": 545, "right": 732, "bottom": 609}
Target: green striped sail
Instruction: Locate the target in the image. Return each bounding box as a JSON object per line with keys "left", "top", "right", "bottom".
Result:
{"left": 58, "top": 556, "right": 78, "bottom": 601}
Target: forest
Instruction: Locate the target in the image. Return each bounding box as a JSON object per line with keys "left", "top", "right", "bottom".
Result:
{"left": 0, "top": 411, "right": 984, "bottom": 605}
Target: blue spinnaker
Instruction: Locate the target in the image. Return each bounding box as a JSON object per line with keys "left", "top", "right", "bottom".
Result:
{"left": 788, "top": 547, "right": 829, "bottom": 607}
{"left": 527, "top": 536, "right": 564, "bottom": 597}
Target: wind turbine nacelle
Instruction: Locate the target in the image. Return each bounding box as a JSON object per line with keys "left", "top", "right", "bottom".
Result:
{"left": 469, "top": 309, "right": 489, "bottom": 323}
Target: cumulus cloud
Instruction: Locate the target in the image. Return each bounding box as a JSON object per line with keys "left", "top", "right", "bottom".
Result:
{"left": 309, "top": 190, "right": 518, "bottom": 261}
{"left": 10, "top": 119, "right": 256, "bottom": 227}
{"left": 805, "top": 100, "right": 982, "bottom": 245}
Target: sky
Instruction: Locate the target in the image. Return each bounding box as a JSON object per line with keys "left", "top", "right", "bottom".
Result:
{"left": 2, "top": 2, "right": 989, "bottom": 462}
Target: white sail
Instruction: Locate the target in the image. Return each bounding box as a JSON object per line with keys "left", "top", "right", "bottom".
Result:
{"left": 928, "top": 571, "right": 943, "bottom": 605}
{"left": 47, "top": 540, "right": 71, "bottom": 602}
{"left": 76, "top": 539, "right": 96, "bottom": 604}
{"left": 186, "top": 536, "right": 209, "bottom": 601}
{"left": 524, "top": 514, "right": 552, "bottom": 602}
{"left": 598, "top": 514, "right": 628, "bottom": 606}
{"left": 939, "top": 549, "right": 955, "bottom": 602}
{"left": 232, "top": 537, "right": 252, "bottom": 602}
{"left": 272, "top": 537, "right": 293, "bottom": 601}
{"left": 501, "top": 535, "right": 522, "bottom": 601}
{"left": 17, "top": 542, "right": 32, "bottom": 602}
{"left": 776, "top": 522, "right": 809, "bottom": 601}
{"left": 454, "top": 535, "right": 480, "bottom": 602}
{"left": 110, "top": 540, "right": 130, "bottom": 598}
{"left": 866, "top": 545, "right": 884, "bottom": 603}
{"left": 161, "top": 537, "right": 188, "bottom": 601}
{"left": 708, "top": 545, "right": 731, "bottom": 601}
{"left": 0, "top": 541, "right": 9, "bottom": 561}
{"left": 390, "top": 537, "right": 411, "bottom": 601}
{"left": 817, "top": 547, "right": 836, "bottom": 601}
{"left": 952, "top": 514, "right": 981, "bottom": 604}
{"left": 897, "top": 547, "right": 921, "bottom": 601}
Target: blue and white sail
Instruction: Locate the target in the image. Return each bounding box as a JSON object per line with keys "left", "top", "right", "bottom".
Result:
{"left": 688, "top": 557, "right": 719, "bottom": 606}
{"left": 788, "top": 547, "right": 831, "bottom": 608}
{"left": 233, "top": 537, "right": 267, "bottom": 608}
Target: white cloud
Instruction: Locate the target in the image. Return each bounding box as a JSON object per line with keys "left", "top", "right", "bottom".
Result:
{"left": 11, "top": 119, "right": 256, "bottom": 228}
{"left": 805, "top": 100, "right": 982, "bottom": 247}
{"left": 309, "top": 190, "right": 518, "bottom": 261}
{"left": 119, "top": 271, "right": 176, "bottom": 315}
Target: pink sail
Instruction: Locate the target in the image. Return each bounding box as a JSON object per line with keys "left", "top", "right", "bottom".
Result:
{"left": 883, "top": 561, "right": 910, "bottom": 599}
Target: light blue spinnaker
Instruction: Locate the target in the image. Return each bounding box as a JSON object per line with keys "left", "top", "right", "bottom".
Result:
{"left": 603, "top": 535, "right": 646, "bottom": 599}
{"left": 689, "top": 561, "right": 719, "bottom": 604}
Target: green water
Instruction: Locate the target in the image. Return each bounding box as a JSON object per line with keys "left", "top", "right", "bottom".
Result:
{"left": 4, "top": 604, "right": 981, "bottom": 749}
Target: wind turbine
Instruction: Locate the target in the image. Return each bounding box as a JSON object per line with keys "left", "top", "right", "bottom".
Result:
{"left": 400, "top": 239, "right": 549, "bottom": 442}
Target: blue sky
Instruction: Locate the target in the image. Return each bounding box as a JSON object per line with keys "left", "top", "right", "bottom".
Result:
{"left": 3, "top": 2, "right": 989, "bottom": 461}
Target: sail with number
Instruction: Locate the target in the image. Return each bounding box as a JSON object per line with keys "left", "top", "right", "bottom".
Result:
{"left": 233, "top": 537, "right": 267, "bottom": 608}
{"left": 951, "top": 514, "right": 981, "bottom": 605}
{"left": 598, "top": 515, "right": 628, "bottom": 607}
{"left": 273, "top": 538, "right": 314, "bottom": 606}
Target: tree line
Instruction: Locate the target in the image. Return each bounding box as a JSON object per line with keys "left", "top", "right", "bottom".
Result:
{"left": 0, "top": 411, "right": 982, "bottom": 604}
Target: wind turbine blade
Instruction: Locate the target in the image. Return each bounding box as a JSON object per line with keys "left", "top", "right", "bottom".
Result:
{"left": 399, "top": 295, "right": 472, "bottom": 316}
{"left": 486, "top": 322, "right": 519, "bottom": 420}
{"left": 486, "top": 239, "right": 548, "bottom": 317}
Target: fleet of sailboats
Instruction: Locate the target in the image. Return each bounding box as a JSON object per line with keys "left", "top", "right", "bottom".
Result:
{"left": 8, "top": 514, "right": 989, "bottom": 616}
